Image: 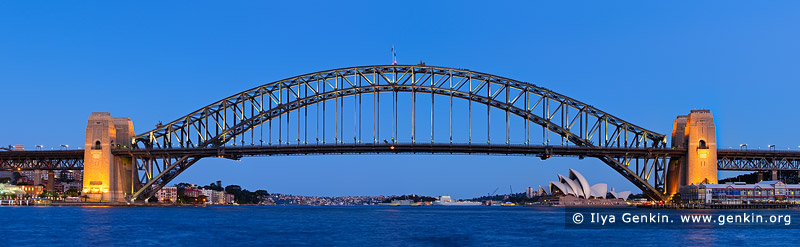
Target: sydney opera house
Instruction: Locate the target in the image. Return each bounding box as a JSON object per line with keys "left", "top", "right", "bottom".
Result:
{"left": 540, "top": 169, "right": 632, "bottom": 206}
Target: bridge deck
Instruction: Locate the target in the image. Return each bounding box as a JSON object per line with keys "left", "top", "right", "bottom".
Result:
{"left": 717, "top": 149, "right": 800, "bottom": 171}
{"left": 0, "top": 150, "right": 84, "bottom": 170}
{"left": 111, "top": 144, "right": 685, "bottom": 159}
{"left": 4, "top": 147, "right": 800, "bottom": 171}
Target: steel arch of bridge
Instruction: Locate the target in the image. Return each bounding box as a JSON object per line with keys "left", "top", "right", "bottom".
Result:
{"left": 127, "top": 65, "right": 669, "bottom": 201}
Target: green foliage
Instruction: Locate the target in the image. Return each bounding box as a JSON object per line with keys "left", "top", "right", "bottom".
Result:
{"left": 174, "top": 182, "right": 193, "bottom": 196}
{"left": 200, "top": 182, "right": 225, "bottom": 192}
{"left": 65, "top": 188, "right": 79, "bottom": 197}
{"left": 170, "top": 182, "right": 269, "bottom": 205}
{"left": 255, "top": 190, "right": 269, "bottom": 197}
{"left": 225, "top": 185, "right": 265, "bottom": 204}
{"left": 177, "top": 195, "right": 192, "bottom": 204}
{"left": 719, "top": 172, "right": 765, "bottom": 184}
{"left": 719, "top": 171, "right": 799, "bottom": 184}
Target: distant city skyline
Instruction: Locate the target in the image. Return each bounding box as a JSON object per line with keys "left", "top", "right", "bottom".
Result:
{"left": 2, "top": 1, "right": 800, "bottom": 198}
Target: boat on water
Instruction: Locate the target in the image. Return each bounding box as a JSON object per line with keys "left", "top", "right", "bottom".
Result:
{"left": 433, "top": 196, "right": 482, "bottom": 206}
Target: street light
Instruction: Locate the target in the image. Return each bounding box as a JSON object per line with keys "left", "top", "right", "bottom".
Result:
{"left": 768, "top": 144, "right": 776, "bottom": 151}
{"left": 35, "top": 145, "right": 44, "bottom": 150}
{"left": 60, "top": 144, "right": 69, "bottom": 150}
{"left": 740, "top": 144, "right": 748, "bottom": 150}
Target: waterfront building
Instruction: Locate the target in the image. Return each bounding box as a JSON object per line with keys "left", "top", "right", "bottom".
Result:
{"left": 225, "top": 193, "right": 235, "bottom": 204}
{"left": 0, "top": 184, "right": 24, "bottom": 197}
{"left": 201, "top": 188, "right": 213, "bottom": 203}
{"left": 182, "top": 187, "right": 202, "bottom": 198}
{"left": 541, "top": 169, "right": 631, "bottom": 206}
{"left": 56, "top": 170, "right": 81, "bottom": 181}
{"left": 548, "top": 169, "right": 630, "bottom": 200}
{"left": 211, "top": 190, "right": 227, "bottom": 204}
{"left": 154, "top": 186, "right": 178, "bottom": 203}
{"left": 60, "top": 181, "right": 83, "bottom": 193}
{"left": 680, "top": 180, "right": 800, "bottom": 205}
{"left": 20, "top": 185, "right": 43, "bottom": 195}
{"left": 19, "top": 171, "right": 44, "bottom": 183}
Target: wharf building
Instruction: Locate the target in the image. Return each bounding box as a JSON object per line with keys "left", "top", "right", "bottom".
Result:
{"left": 680, "top": 181, "right": 800, "bottom": 205}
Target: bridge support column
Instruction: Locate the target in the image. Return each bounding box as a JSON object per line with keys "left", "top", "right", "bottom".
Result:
{"left": 46, "top": 170, "right": 54, "bottom": 193}
{"left": 666, "top": 110, "right": 718, "bottom": 197}
{"left": 772, "top": 170, "right": 778, "bottom": 181}
{"left": 82, "top": 112, "right": 136, "bottom": 203}
{"left": 666, "top": 116, "right": 687, "bottom": 196}
{"left": 33, "top": 170, "right": 42, "bottom": 186}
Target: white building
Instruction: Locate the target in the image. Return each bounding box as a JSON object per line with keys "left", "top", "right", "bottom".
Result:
{"left": 212, "top": 190, "right": 226, "bottom": 204}
{"left": 200, "top": 188, "right": 229, "bottom": 204}
{"left": 154, "top": 186, "right": 178, "bottom": 203}
{"left": 548, "top": 168, "right": 631, "bottom": 200}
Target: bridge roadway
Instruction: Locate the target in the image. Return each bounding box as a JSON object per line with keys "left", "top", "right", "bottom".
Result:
{"left": 0, "top": 150, "right": 84, "bottom": 170}
{"left": 114, "top": 144, "right": 683, "bottom": 159}
{"left": 3, "top": 145, "right": 800, "bottom": 171}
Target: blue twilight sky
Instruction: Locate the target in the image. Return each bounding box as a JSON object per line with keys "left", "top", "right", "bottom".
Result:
{"left": 1, "top": 1, "right": 799, "bottom": 198}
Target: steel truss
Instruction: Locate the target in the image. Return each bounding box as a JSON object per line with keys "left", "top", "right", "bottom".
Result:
{"left": 0, "top": 150, "right": 84, "bottom": 171}
{"left": 718, "top": 150, "right": 800, "bottom": 170}
{"left": 128, "top": 65, "right": 669, "bottom": 201}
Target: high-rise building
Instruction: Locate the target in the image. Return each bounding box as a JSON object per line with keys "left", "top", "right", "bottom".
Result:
{"left": 526, "top": 187, "right": 535, "bottom": 198}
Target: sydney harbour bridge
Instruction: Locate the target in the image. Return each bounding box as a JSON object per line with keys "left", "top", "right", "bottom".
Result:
{"left": 2, "top": 65, "right": 799, "bottom": 202}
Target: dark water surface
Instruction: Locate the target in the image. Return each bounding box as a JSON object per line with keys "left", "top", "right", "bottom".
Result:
{"left": 3, "top": 206, "right": 798, "bottom": 246}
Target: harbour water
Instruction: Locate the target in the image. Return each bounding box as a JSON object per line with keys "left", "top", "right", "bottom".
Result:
{"left": 4, "top": 206, "right": 800, "bottom": 246}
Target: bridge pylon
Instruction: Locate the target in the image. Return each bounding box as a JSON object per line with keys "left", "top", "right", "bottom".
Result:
{"left": 666, "top": 110, "right": 718, "bottom": 196}
{"left": 82, "top": 112, "right": 137, "bottom": 202}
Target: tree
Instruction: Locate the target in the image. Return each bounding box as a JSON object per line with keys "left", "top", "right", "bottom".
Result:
{"left": 201, "top": 182, "right": 224, "bottom": 192}
{"left": 175, "top": 182, "right": 193, "bottom": 196}
{"left": 178, "top": 195, "right": 194, "bottom": 204}
{"left": 225, "top": 185, "right": 242, "bottom": 194}
{"left": 65, "top": 188, "right": 79, "bottom": 197}
{"left": 255, "top": 190, "right": 270, "bottom": 198}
